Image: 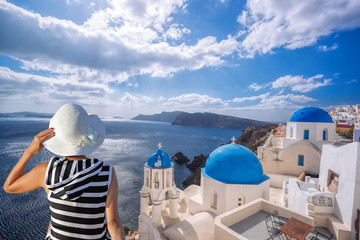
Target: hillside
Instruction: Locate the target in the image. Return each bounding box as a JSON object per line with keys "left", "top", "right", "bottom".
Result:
{"left": 132, "top": 111, "right": 185, "bottom": 123}
{"left": 172, "top": 112, "right": 268, "bottom": 130}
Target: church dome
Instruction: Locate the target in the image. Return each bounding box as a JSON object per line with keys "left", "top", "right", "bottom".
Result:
{"left": 146, "top": 148, "right": 173, "bottom": 168}
{"left": 203, "top": 144, "right": 269, "bottom": 184}
{"left": 290, "top": 107, "right": 333, "bottom": 123}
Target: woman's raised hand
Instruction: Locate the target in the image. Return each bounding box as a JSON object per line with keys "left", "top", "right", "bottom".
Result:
{"left": 27, "top": 128, "right": 55, "bottom": 156}
{"left": 3, "top": 128, "right": 55, "bottom": 193}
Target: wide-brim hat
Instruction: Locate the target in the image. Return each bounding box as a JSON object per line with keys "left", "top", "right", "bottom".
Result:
{"left": 43, "top": 103, "right": 106, "bottom": 156}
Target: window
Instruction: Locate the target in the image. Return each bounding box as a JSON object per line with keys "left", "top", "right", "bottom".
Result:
{"left": 154, "top": 172, "right": 159, "bottom": 189}
{"left": 327, "top": 169, "right": 339, "bottom": 194}
{"left": 323, "top": 128, "right": 328, "bottom": 141}
{"left": 298, "top": 155, "right": 304, "bottom": 166}
{"left": 145, "top": 171, "right": 149, "bottom": 187}
{"left": 304, "top": 129, "right": 309, "bottom": 140}
{"left": 212, "top": 192, "right": 217, "bottom": 210}
{"left": 290, "top": 127, "right": 293, "bottom": 138}
{"left": 166, "top": 171, "right": 171, "bottom": 188}
{"left": 155, "top": 155, "right": 162, "bottom": 167}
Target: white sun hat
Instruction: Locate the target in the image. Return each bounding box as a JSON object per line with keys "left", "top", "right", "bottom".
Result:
{"left": 43, "top": 103, "right": 106, "bottom": 156}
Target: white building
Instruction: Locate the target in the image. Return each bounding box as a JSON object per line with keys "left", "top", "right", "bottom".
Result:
{"left": 354, "top": 123, "right": 360, "bottom": 142}
{"left": 283, "top": 142, "right": 360, "bottom": 240}
{"left": 259, "top": 106, "right": 335, "bottom": 179}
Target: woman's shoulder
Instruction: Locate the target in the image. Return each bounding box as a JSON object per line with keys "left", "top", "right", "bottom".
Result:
{"left": 37, "top": 161, "right": 49, "bottom": 170}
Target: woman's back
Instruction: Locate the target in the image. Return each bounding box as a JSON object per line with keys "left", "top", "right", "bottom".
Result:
{"left": 45, "top": 157, "right": 112, "bottom": 240}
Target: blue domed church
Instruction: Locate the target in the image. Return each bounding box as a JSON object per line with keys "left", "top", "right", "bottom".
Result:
{"left": 259, "top": 106, "right": 336, "bottom": 177}
{"left": 188, "top": 141, "right": 270, "bottom": 216}
{"left": 139, "top": 143, "right": 179, "bottom": 227}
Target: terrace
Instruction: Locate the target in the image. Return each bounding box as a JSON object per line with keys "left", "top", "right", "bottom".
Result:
{"left": 215, "top": 198, "right": 349, "bottom": 240}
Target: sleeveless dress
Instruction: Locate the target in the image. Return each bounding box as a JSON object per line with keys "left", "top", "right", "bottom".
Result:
{"left": 44, "top": 157, "right": 112, "bottom": 240}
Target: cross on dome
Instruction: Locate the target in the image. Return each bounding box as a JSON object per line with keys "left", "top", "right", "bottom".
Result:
{"left": 158, "top": 142, "right": 162, "bottom": 149}
{"left": 231, "top": 136, "right": 236, "bottom": 144}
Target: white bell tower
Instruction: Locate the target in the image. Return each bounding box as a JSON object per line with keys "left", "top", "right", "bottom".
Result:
{"left": 139, "top": 143, "right": 178, "bottom": 227}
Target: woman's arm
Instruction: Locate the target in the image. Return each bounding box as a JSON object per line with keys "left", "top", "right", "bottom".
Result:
{"left": 3, "top": 128, "right": 55, "bottom": 193}
{"left": 106, "top": 168, "right": 125, "bottom": 240}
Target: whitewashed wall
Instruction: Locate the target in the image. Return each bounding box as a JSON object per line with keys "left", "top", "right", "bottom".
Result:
{"left": 319, "top": 142, "right": 360, "bottom": 240}
{"left": 200, "top": 172, "right": 269, "bottom": 216}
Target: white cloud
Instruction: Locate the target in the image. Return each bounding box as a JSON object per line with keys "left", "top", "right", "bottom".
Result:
{"left": 346, "top": 79, "right": 358, "bottom": 84}
{"left": 238, "top": 0, "right": 360, "bottom": 57}
{"left": 126, "top": 82, "right": 139, "bottom": 87}
{"left": 164, "top": 24, "right": 191, "bottom": 40}
{"left": 0, "top": 67, "right": 113, "bottom": 105}
{"left": 164, "top": 93, "right": 228, "bottom": 108}
{"left": 237, "top": 10, "right": 249, "bottom": 26}
{"left": 272, "top": 74, "right": 331, "bottom": 92}
{"left": 248, "top": 82, "right": 268, "bottom": 91}
{"left": 119, "top": 92, "right": 154, "bottom": 105}
{"left": 233, "top": 93, "right": 269, "bottom": 103}
{"left": 0, "top": 1, "right": 238, "bottom": 84}
{"left": 230, "top": 93, "right": 317, "bottom": 111}
{"left": 158, "top": 96, "right": 166, "bottom": 101}
{"left": 318, "top": 43, "right": 338, "bottom": 52}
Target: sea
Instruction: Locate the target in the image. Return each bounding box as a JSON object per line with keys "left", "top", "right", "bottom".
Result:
{"left": 0, "top": 117, "right": 242, "bottom": 239}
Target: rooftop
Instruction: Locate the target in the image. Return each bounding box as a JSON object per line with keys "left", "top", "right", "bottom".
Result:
{"left": 203, "top": 144, "right": 269, "bottom": 184}
{"left": 290, "top": 107, "right": 333, "bottom": 123}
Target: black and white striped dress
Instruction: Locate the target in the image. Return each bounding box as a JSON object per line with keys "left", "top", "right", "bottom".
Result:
{"left": 45, "top": 157, "right": 112, "bottom": 240}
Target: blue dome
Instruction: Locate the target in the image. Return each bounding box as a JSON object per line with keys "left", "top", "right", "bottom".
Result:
{"left": 203, "top": 144, "right": 269, "bottom": 184}
{"left": 290, "top": 107, "right": 333, "bottom": 123}
{"left": 146, "top": 149, "right": 173, "bottom": 168}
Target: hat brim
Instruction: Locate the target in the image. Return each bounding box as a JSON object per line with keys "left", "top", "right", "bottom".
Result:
{"left": 43, "top": 114, "right": 106, "bottom": 156}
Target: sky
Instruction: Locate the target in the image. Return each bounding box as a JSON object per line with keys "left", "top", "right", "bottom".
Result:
{"left": 0, "top": 0, "right": 359, "bottom": 122}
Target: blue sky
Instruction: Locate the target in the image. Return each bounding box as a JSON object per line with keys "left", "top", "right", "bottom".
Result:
{"left": 0, "top": 0, "right": 359, "bottom": 121}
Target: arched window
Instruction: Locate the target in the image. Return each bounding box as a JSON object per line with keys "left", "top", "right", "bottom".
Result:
{"left": 166, "top": 171, "right": 171, "bottom": 188}
{"left": 145, "top": 171, "right": 149, "bottom": 187}
{"left": 154, "top": 172, "right": 159, "bottom": 189}
{"left": 155, "top": 155, "right": 162, "bottom": 167}
{"left": 323, "top": 128, "right": 328, "bottom": 141}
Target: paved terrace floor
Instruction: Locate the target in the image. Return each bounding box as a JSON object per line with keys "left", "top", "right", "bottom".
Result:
{"left": 229, "top": 211, "right": 335, "bottom": 240}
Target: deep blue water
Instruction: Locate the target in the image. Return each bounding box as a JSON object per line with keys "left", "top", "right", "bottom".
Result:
{"left": 0, "top": 118, "right": 241, "bottom": 239}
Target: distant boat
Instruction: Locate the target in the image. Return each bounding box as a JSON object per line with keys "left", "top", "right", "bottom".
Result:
{"left": 133, "top": 180, "right": 138, "bottom": 183}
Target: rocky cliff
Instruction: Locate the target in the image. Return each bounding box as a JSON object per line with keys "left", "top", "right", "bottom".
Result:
{"left": 182, "top": 124, "right": 277, "bottom": 188}
{"left": 171, "top": 152, "right": 190, "bottom": 164}
{"left": 232, "top": 124, "right": 278, "bottom": 153}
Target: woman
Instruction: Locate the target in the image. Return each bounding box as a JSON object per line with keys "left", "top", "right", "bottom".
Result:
{"left": 3, "top": 103, "right": 125, "bottom": 240}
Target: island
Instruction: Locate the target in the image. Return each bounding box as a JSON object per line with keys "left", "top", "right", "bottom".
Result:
{"left": 133, "top": 111, "right": 269, "bottom": 130}
{"left": 172, "top": 112, "right": 269, "bottom": 129}
{"left": 132, "top": 111, "right": 185, "bottom": 123}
